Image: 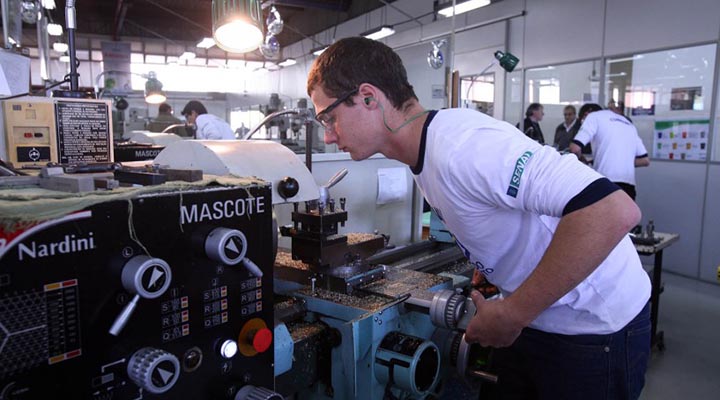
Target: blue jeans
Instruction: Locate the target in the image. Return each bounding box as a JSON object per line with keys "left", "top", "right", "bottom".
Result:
{"left": 479, "top": 302, "right": 651, "bottom": 400}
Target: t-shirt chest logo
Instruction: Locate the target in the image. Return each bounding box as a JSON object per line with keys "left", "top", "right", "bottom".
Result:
{"left": 506, "top": 151, "right": 534, "bottom": 198}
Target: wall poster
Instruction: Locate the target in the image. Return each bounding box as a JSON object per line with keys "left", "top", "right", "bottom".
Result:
{"left": 653, "top": 119, "right": 709, "bottom": 161}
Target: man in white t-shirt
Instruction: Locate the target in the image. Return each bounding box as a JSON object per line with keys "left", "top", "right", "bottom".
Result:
{"left": 307, "top": 38, "right": 651, "bottom": 399}
{"left": 181, "top": 100, "right": 236, "bottom": 140}
{"left": 570, "top": 104, "right": 650, "bottom": 200}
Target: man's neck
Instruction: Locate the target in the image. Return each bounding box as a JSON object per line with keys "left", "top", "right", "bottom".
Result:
{"left": 530, "top": 116, "right": 539, "bottom": 123}
{"left": 565, "top": 119, "right": 576, "bottom": 128}
{"left": 381, "top": 101, "right": 429, "bottom": 167}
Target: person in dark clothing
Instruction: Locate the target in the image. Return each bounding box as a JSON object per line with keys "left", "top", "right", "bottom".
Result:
{"left": 553, "top": 105, "right": 579, "bottom": 151}
{"left": 519, "top": 103, "right": 545, "bottom": 144}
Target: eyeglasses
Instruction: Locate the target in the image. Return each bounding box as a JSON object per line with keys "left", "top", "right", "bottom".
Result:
{"left": 315, "top": 88, "right": 358, "bottom": 129}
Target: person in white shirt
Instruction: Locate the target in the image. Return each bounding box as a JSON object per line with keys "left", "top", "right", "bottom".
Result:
{"left": 570, "top": 104, "right": 650, "bottom": 200}
{"left": 180, "top": 100, "right": 236, "bottom": 140}
{"left": 307, "top": 37, "right": 651, "bottom": 400}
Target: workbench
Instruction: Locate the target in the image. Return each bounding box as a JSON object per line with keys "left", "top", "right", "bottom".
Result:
{"left": 633, "top": 232, "right": 680, "bottom": 351}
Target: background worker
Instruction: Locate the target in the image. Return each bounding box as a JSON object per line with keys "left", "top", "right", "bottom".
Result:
{"left": 571, "top": 103, "right": 650, "bottom": 200}
{"left": 146, "top": 102, "right": 189, "bottom": 137}
{"left": 181, "top": 100, "right": 235, "bottom": 140}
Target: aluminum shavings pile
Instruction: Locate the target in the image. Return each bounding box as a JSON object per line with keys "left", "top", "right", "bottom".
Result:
{"left": 275, "top": 251, "right": 311, "bottom": 270}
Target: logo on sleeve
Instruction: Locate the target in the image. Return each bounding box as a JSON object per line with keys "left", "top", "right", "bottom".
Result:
{"left": 506, "top": 151, "right": 534, "bottom": 198}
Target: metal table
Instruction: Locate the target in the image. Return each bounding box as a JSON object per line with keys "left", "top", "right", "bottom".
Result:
{"left": 633, "top": 232, "right": 680, "bottom": 351}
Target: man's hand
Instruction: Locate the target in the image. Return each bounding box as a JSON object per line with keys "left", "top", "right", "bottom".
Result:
{"left": 464, "top": 291, "right": 525, "bottom": 348}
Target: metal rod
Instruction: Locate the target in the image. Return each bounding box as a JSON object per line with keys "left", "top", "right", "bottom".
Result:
{"left": 2, "top": 0, "right": 9, "bottom": 49}
{"left": 305, "top": 120, "right": 312, "bottom": 172}
{"left": 66, "top": 0, "right": 79, "bottom": 91}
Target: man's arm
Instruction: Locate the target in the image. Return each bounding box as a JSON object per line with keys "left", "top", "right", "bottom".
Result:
{"left": 635, "top": 156, "right": 650, "bottom": 167}
{"left": 569, "top": 141, "right": 589, "bottom": 164}
{"left": 465, "top": 190, "right": 640, "bottom": 346}
{"left": 569, "top": 142, "right": 582, "bottom": 157}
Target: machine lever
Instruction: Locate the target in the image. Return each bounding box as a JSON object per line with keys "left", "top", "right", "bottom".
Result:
{"left": 242, "top": 257, "right": 264, "bottom": 278}
{"left": 469, "top": 369, "right": 499, "bottom": 383}
{"left": 109, "top": 294, "right": 140, "bottom": 336}
{"left": 325, "top": 168, "right": 348, "bottom": 189}
{"left": 319, "top": 168, "right": 348, "bottom": 207}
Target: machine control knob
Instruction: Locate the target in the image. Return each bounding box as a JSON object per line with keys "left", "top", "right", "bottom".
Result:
{"left": 219, "top": 339, "right": 238, "bottom": 359}
{"left": 110, "top": 256, "right": 173, "bottom": 336}
{"left": 121, "top": 255, "right": 172, "bottom": 299}
{"left": 429, "top": 289, "right": 472, "bottom": 330}
{"left": 277, "top": 176, "right": 300, "bottom": 199}
{"left": 444, "top": 293, "right": 466, "bottom": 329}
{"left": 250, "top": 328, "right": 273, "bottom": 353}
{"left": 205, "top": 227, "right": 248, "bottom": 266}
{"left": 127, "top": 347, "right": 180, "bottom": 395}
{"left": 234, "top": 385, "right": 283, "bottom": 400}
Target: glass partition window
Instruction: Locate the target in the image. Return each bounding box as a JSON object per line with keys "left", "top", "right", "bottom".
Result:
{"left": 605, "top": 44, "right": 716, "bottom": 161}
{"left": 130, "top": 63, "right": 259, "bottom": 93}
{"left": 461, "top": 73, "right": 495, "bottom": 116}
{"left": 523, "top": 60, "right": 600, "bottom": 146}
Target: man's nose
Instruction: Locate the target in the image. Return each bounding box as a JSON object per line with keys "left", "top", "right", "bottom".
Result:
{"left": 324, "top": 129, "right": 337, "bottom": 144}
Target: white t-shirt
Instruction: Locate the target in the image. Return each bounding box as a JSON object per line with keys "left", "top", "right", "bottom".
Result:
{"left": 574, "top": 110, "right": 647, "bottom": 185}
{"left": 196, "top": 114, "right": 236, "bottom": 140}
{"left": 413, "top": 109, "right": 650, "bottom": 335}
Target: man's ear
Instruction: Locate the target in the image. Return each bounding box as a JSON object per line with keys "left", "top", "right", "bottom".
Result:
{"left": 358, "top": 83, "right": 379, "bottom": 107}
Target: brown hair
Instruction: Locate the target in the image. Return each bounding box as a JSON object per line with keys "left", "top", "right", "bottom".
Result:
{"left": 307, "top": 37, "right": 417, "bottom": 110}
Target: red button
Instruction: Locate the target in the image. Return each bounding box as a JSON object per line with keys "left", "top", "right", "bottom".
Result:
{"left": 252, "top": 328, "right": 272, "bottom": 353}
{"left": 24, "top": 132, "right": 32, "bottom": 138}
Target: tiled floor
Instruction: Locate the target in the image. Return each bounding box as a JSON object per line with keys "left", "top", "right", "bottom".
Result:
{"left": 641, "top": 272, "right": 720, "bottom": 399}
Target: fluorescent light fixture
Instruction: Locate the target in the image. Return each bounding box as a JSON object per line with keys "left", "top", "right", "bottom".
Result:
{"left": 179, "top": 51, "right": 196, "bottom": 61}
{"left": 196, "top": 37, "right": 216, "bottom": 49}
{"left": 438, "top": 0, "right": 491, "bottom": 17}
{"left": 41, "top": 0, "right": 56, "bottom": 10}
{"left": 607, "top": 55, "right": 644, "bottom": 64}
{"left": 312, "top": 46, "right": 328, "bottom": 56}
{"left": 53, "top": 42, "right": 68, "bottom": 52}
{"left": 278, "top": 58, "right": 296, "bottom": 67}
{"left": 47, "top": 23, "right": 63, "bottom": 36}
{"left": 362, "top": 26, "right": 395, "bottom": 41}
{"left": 59, "top": 54, "right": 70, "bottom": 62}
{"left": 265, "top": 62, "right": 280, "bottom": 71}
{"left": 226, "top": 59, "right": 246, "bottom": 68}
{"left": 245, "top": 60, "right": 264, "bottom": 69}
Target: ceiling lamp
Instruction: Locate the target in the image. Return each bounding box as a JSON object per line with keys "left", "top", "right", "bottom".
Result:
{"left": 362, "top": 26, "right": 395, "bottom": 41}
{"left": 438, "top": 0, "right": 491, "bottom": 17}
{"left": 143, "top": 71, "right": 167, "bottom": 104}
{"left": 212, "top": 0, "right": 264, "bottom": 53}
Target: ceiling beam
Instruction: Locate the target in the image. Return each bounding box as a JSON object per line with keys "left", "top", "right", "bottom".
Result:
{"left": 271, "top": 0, "right": 351, "bottom": 12}
{"left": 112, "top": 0, "right": 128, "bottom": 40}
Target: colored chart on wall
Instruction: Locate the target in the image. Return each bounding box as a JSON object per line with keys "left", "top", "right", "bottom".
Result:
{"left": 653, "top": 119, "right": 709, "bottom": 161}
